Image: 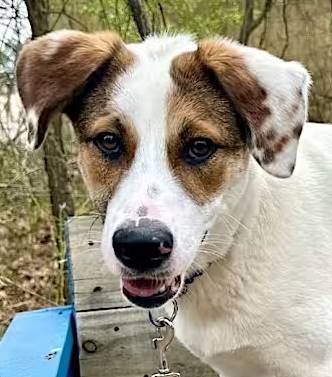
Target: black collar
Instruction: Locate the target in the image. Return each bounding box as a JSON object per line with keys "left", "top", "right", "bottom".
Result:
{"left": 185, "top": 269, "right": 204, "bottom": 285}
{"left": 180, "top": 269, "right": 204, "bottom": 296}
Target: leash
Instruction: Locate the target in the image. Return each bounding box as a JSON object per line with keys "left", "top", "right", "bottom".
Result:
{"left": 147, "top": 271, "right": 204, "bottom": 376}
{"left": 148, "top": 300, "right": 181, "bottom": 376}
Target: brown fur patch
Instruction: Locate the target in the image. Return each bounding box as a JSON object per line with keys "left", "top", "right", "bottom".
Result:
{"left": 16, "top": 30, "right": 136, "bottom": 209}
{"left": 198, "top": 39, "right": 271, "bottom": 130}
{"left": 168, "top": 51, "right": 249, "bottom": 204}
{"left": 69, "top": 55, "right": 136, "bottom": 210}
{"left": 16, "top": 30, "right": 133, "bottom": 148}
{"left": 78, "top": 113, "right": 138, "bottom": 211}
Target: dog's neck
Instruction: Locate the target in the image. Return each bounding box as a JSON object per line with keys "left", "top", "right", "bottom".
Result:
{"left": 188, "top": 158, "right": 265, "bottom": 276}
{"left": 175, "top": 157, "right": 274, "bottom": 312}
{"left": 170, "top": 159, "right": 272, "bottom": 352}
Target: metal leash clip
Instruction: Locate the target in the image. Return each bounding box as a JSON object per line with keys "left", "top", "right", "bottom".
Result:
{"left": 149, "top": 301, "right": 181, "bottom": 377}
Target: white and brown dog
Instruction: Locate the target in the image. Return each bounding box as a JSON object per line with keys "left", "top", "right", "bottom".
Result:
{"left": 16, "top": 30, "right": 332, "bottom": 377}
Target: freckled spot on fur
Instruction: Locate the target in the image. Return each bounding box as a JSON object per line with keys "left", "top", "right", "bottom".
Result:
{"left": 137, "top": 206, "right": 148, "bottom": 217}
{"left": 281, "top": 135, "right": 290, "bottom": 144}
{"left": 274, "top": 135, "right": 290, "bottom": 153}
{"left": 265, "top": 129, "right": 277, "bottom": 141}
{"left": 262, "top": 148, "right": 275, "bottom": 164}
{"left": 292, "top": 103, "right": 299, "bottom": 113}
{"left": 254, "top": 135, "right": 264, "bottom": 150}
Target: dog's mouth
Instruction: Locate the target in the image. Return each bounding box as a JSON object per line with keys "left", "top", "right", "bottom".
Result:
{"left": 121, "top": 275, "right": 182, "bottom": 308}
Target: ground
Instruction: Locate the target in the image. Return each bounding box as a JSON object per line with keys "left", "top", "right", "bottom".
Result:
{"left": 0, "top": 212, "right": 59, "bottom": 335}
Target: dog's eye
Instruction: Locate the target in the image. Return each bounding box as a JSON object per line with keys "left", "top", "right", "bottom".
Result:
{"left": 183, "top": 138, "right": 217, "bottom": 165}
{"left": 94, "top": 132, "right": 123, "bottom": 159}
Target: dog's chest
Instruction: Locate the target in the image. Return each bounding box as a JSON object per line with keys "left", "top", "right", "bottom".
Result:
{"left": 170, "top": 268, "right": 279, "bottom": 376}
{"left": 174, "top": 308, "right": 271, "bottom": 377}
{"left": 173, "top": 302, "right": 281, "bottom": 377}
{"left": 171, "top": 253, "right": 273, "bottom": 354}
{"left": 174, "top": 303, "right": 249, "bottom": 356}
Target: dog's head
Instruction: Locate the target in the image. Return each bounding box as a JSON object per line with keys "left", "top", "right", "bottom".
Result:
{"left": 16, "top": 30, "right": 310, "bottom": 308}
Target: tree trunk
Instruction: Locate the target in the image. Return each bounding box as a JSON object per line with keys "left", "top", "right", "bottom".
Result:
{"left": 42, "top": 120, "right": 75, "bottom": 236}
{"left": 24, "top": 0, "right": 75, "bottom": 249}
{"left": 239, "top": 0, "right": 254, "bottom": 45}
{"left": 127, "top": 0, "right": 151, "bottom": 40}
{"left": 239, "top": 0, "right": 273, "bottom": 45}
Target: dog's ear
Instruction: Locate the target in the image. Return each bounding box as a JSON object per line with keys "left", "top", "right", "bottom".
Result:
{"left": 198, "top": 38, "right": 311, "bottom": 178}
{"left": 16, "top": 30, "right": 128, "bottom": 149}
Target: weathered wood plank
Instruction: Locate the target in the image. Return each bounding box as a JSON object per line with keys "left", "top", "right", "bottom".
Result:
{"left": 77, "top": 307, "right": 217, "bottom": 377}
{"left": 66, "top": 216, "right": 128, "bottom": 311}
{"left": 66, "top": 216, "right": 218, "bottom": 377}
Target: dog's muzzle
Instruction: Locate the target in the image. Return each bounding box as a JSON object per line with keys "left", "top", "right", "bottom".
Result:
{"left": 113, "top": 220, "right": 208, "bottom": 308}
{"left": 113, "top": 218, "right": 181, "bottom": 308}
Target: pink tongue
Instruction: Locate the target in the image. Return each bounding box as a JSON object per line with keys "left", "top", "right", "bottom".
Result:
{"left": 122, "top": 278, "right": 168, "bottom": 297}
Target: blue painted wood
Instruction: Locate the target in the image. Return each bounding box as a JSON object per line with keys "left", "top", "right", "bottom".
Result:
{"left": 0, "top": 306, "right": 77, "bottom": 377}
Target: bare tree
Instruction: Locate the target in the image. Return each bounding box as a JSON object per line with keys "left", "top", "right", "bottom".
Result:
{"left": 24, "top": 0, "right": 75, "bottom": 248}
{"left": 239, "top": 0, "right": 273, "bottom": 45}
{"left": 127, "top": 0, "right": 151, "bottom": 39}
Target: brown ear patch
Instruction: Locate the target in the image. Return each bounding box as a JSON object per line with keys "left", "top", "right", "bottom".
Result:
{"left": 198, "top": 40, "right": 271, "bottom": 131}
{"left": 16, "top": 30, "right": 134, "bottom": 148}
{"left": 167, "top": 50, "right": 249, "bottom": 204}
{"left": 193, "top": 38, "right": 310, "bottom": 178}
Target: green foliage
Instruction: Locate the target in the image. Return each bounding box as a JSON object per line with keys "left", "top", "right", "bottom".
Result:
{"left": 49, "top": 0, "right": 139, "bottom": 40}
{"left": 48, "top": 0, "right": 243, "bottom": 41}
{"left": 150, "top": 0, "right": 242, "bottom": 38}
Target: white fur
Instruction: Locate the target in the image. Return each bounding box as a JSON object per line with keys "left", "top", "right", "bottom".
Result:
{"left": 43, "top": 29, "right": 76, "bottom": 57}
{"left": 99, "top": 35, "right": 332, "bottom": 377}
{"left": 26, "top": 108, "right": 39, "bottom": 150}
{"left": 172, "top": 123, "right": 332, "bottom": 377}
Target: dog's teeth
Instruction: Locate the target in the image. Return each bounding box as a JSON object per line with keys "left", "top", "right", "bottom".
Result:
{"left": 159, "top": 284, "right": 166, "bottom": 293}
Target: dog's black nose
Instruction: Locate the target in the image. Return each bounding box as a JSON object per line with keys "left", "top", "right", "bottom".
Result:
{"left": 112, "top": 219, "right": 173, "bottom": 271}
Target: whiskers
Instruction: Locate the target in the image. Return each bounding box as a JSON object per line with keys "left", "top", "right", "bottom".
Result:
{"left": 185, "top": 260, "right": 220, "bottom": 293}
{"left": 223, "top": 212, "right": 250, "bottom": 232}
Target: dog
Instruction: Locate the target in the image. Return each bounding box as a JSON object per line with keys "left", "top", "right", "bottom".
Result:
{"left": 16, "top": 30, "right": 332, "bottom": 377}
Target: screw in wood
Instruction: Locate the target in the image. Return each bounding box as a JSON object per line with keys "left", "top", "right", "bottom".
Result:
{"left": 82, "top": 340, "right": 98, "bottom": 353}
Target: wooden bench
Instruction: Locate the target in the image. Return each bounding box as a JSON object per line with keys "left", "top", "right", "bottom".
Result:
{"left": 0, "top": 216, "right": 217, "bottom": 377}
